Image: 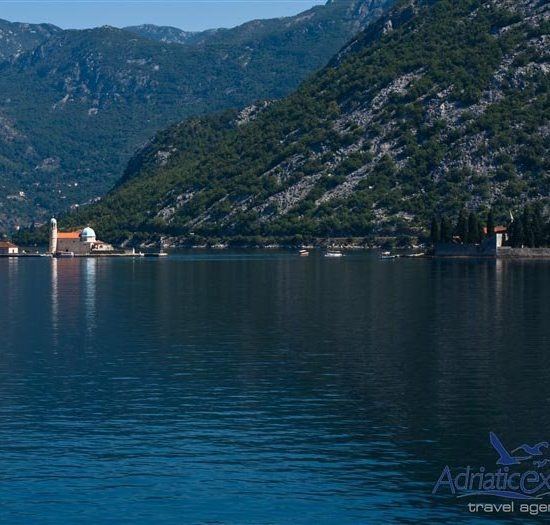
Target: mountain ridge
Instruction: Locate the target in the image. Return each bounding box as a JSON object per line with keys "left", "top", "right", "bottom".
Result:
{"left": 0, "top": 18, "right": 62, "bottom": 61}
{"left": 122, "top": 24, "right": 209, "bottom": 45}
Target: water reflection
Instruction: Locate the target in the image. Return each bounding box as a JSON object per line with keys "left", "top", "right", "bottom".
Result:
{"left": 50, "top": 258, "right": 98, "bottom": 347}
{"left": 51, "top": 258, "right": 58, "bottom": 348}
{"left": 83, "top": 258, "right": 97, "bottom": 337}
{"left": 0, "top": 253, "right": 548, "bottom": 524}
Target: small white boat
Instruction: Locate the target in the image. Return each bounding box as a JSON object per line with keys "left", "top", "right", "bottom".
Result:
{"left": 55, "top": 251, "right": 75, "bottom": 258}
{"left": 299, "top": 249, "right": 309, "bottom": 256}
{"left": 380, "top": 251, "right": 398, "bottom": 259}
{"left": 325, "top": 250, "right": 343, "bottom": 258}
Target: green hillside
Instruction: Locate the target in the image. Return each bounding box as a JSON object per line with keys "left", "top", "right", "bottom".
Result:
{"left": 0, "top": 0, "right": 392, "bottom": 231}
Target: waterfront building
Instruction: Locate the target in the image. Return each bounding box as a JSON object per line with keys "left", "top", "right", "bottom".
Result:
{"left": 483, "top": 225, "right": 508, "bottom": 247}
{"left": 0, "top": 241, "right": 19, "bottom": 254}
{"left": 49, "top": 218, "right": 114, "bottom": 255}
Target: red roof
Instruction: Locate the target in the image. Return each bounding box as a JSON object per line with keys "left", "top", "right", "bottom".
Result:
{"left": 57, "top": 231, "right": 81, "bottom": 239}
{"left": 483, "top": 226, "right": 507, "bottom": 234}
{"left": 0, "top": 241, "right": 17, "bottom": 248}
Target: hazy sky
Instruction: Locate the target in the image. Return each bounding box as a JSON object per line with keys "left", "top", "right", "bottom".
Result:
{"left": 0, "top": 1, "right": 325, "bottom": 30}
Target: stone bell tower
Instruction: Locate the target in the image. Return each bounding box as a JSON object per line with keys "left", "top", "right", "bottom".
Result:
{"left": 49, "top": 218, "right": 58, "bottom": 254}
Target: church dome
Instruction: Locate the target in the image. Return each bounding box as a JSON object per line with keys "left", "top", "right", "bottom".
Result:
{"left": 80, "top": 227, "right": 96, "bottom": 241}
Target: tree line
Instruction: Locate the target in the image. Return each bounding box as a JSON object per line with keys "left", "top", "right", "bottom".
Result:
{"left": 430, "top": 205, "right": 550, "bottom": 247}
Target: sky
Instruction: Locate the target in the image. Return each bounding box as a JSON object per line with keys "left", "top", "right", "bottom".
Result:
{"left": 0, "top": 0, "right": 325, "bottom": 31}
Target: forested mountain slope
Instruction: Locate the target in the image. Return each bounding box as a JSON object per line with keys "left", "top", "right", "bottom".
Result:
{"left": 59, "top": 0, "right": 548, "bottom": 245}
{"left": 0, "top": 0, "right": 392, "bottom": 230}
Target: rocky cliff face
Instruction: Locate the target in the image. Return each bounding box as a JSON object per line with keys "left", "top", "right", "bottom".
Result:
{"left": 0, "top": 0, "right": 394, "bottom": 231}
{"left": 60, "top": 0, "right": 548, "bottom": 244}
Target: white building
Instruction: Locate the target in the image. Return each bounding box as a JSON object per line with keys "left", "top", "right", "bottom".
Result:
{"left": 50, "top": 218, "right": 114, "bottom": 255}
{"left": 0, "top": 241, "right": 19, "bottom": 255}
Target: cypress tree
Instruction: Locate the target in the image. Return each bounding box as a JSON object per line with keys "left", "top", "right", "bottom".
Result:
{"left": 456, "top": 209, "right": 469, "bottom": 244}
{"left": 532, "top": 204, "right": 544, "bottom": 247}
{"left": 440, "top": 217, "right": 452, "bottom": 242}
{"left": 486, "top": 208, "right": 495, "bottom": 238}
{"left": 522, "top": 208, "right": 535, "bottom": 248}
{"left": 509, "top": 220, "right": 516, "bottom": 247}
{"left": 468, "top": 212, "right": 481, "bottom": 244}
{"left": 478, "top": 222, "right": 485, "bottom": 244}
{"left": 510, "top": 219, "right": 524, "bottom": 247}
{"left": 430, "top": 216, "right": 441, "bottom": 243}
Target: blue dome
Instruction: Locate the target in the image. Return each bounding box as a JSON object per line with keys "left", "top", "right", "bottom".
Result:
{"left": 80, "top": 227, "right": 96, "bottom": 241}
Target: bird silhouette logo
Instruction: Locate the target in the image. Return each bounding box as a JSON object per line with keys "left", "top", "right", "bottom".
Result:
{"left": 490, "top": 432, "right": 550, "bottom": 468}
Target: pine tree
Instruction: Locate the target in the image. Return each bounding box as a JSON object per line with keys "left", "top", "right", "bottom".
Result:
{"left": 430, "top": 216, "right": 441, "bottom": 244}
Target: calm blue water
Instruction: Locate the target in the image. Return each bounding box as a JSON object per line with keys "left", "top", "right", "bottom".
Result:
{"left": 1, "top": 252, "right": 549, "bottom": 524}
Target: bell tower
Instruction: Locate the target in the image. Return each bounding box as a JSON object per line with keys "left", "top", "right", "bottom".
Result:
{"left": 49, "top": 218, "right": 58, "bottom": 254}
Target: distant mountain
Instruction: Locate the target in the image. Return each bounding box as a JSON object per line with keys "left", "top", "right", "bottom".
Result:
{"left": 57, "top": 0, "right": 548, "bottom": 246}
{"left": 0, "top": 0, "right": 394, "bottom": 230}
{"left": 0, "top": 19, "right": 62, "bottom": 61}
{"left": 123, "top": 24, "right": 217, "bottom": 45}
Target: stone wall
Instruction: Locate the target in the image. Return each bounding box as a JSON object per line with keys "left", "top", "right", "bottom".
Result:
{"left": 434, "top": 236, "right": 497, "bottom": 257}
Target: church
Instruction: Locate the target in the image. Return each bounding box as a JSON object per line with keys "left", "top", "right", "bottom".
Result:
{"left": 49, "top": 218, "right": 114, "bottom": 255}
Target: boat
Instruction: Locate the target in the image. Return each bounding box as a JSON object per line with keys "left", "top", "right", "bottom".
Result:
{"left": 324, "top": 250, "right": 343, "bottom": 258}
{"left": 380, "top": 251, "right": 398, "bottom": 259}
{"left": 299, "top": 249, "right": 309, "bottom": 256}
{"left": 55, "top": 251, "right": 74, "bottom": 258}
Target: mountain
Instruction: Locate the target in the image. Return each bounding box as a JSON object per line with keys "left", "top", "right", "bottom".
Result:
{"left": 56, "top": 0, "right": 549, "bottom": 246}
{"left": 0, "top": 19, "right": 62, "bottom": 61}
{"left": 0, "top": 0, "right": 393, "bottom": 231}
{"left": 123, "top": 24, "right": 216, "bottom": 45}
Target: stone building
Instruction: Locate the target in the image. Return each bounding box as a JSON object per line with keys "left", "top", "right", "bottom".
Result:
{"left": 49, "top": 218, "right": 114, "bottom": 255}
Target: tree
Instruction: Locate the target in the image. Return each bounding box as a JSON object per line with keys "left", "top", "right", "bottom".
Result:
{"left": 430, "top": 216, "right": 441, "bottom": 243}
{"left": 510, "top": 219, "right": 524, "bottom": 247}
{"left": 468, "top": 212, "right": 481, "bottom": 244}
{"left": 545, "top": 218, "right": 550, "bottom": 247}
{"left": 486, "top": 208, "right": 495, "bottom": 238}
{"left": 522, "top": 208, "right": 535, "bottom": 248}
{"left": 440, "top": 217, "right": 453, "bottom": 243}
{"left": 531, "top": 204, "right": 544, "bottom": 247}
{"left": 455, "top": 209, "right": 469, "bottom": 244}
